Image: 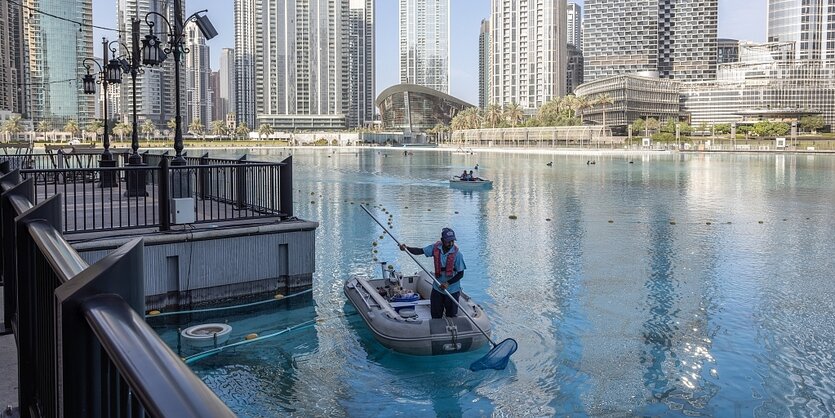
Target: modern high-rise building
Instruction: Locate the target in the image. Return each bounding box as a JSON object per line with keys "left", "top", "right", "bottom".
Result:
{"left": 218, "top": 48, "right": 235, "bottom": 121}
{"left": 718, "top": 38, "right": 740, "bottom": 64}
{"left": 184, "top": 21, "right": 211, "bottom": 130}
{"left": 117, "top": 0, "right": 183, "bottom": 128}
{"left": 490, "top": 0, "right": 567, "bottom": 111}
{"left": 768, "top": 0, "right": 835, "bottom": 60}
{"left": 566, "top": 2, "right": 582, "bottom": 49}
{"left": 478, "top": 18, "right": 490, "bottom": 110}
{"left": 399, "top": 0, "right": 450, "bottom": 93}
{"left": 234, "top": 1, "right": 257, "bottom": 128}
{"left": 210, "top": 71, "right": 222, "bottom": 123}
{"left": 0, "top": 2, "right": 27, "bottom": 116}
{"left": 23, "top": 0, "right": 94, "bottom": 126}
{"left": 236, "top": 0, "right": 350, "bottom": 130}
{"left": 566, "top": 44, "right": 584, "bottom": 94}
{"left": 348, "top": 0, "right": 375, "bottom": 128}
{"left": 583, "top": 0, "right": 718, "bottom": 83}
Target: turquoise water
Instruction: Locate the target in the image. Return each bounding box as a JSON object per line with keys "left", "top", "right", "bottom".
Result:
{"left": 153, "top": 148, "right": 835, "bottom": 417}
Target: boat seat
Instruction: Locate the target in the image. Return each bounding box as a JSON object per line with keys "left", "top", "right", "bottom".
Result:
{"left": 390, "top": 299, "right": 431, "bottom": 309}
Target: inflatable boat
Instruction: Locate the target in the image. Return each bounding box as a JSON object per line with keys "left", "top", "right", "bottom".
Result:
{"left": 449, "top": 176, "right": 493, "bottom": 188}
{"left": 344, "top": 269, "right": 492, "bottom": 356}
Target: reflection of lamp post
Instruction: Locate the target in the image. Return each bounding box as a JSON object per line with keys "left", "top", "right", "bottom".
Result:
{"left": 82, "top": 38, "right": 123, "bottom": 162}
{"left": 140, "top": 4, "right": 217, "bottom": 166}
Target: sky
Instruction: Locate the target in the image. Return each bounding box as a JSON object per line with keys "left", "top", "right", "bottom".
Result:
{"left": 92, "top": 0, "right": 768, "bottom": 105}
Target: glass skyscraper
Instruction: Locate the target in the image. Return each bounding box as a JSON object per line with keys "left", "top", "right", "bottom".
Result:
{"left": 584, "top": 0, "right": 718, "bottom": 83}
{"left": 768, "top": 0, "right": 835, "bottom": 60}
{"left": 23, "top": 0, "right": 94, "bottom": 126}
{"left": 399, "top": 0, "right": 450, "bottom": 93}
{"left": 478, "top": 18, "right": 490, "bottom": 110}
{"left": 185, "top": 21, "right": 211, "bottom": 130}
{"left": 348, "top": 0, "right": 375, "bottom": 128}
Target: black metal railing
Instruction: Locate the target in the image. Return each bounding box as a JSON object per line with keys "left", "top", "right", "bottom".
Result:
{"left": 0, "top": 161, "right": 234, "bottom": 417}
{"left": 13, "top": 153, "right": 293, "bottom": 233}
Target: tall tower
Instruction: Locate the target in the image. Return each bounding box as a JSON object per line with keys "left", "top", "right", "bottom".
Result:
{"left": 23, "top": 0, "right": 94, "bottom": 126}
{"left": 184, "top": 21, "right": 211, "bottom": 130}
{"left": 348, "top": 0, "right": 375, "bottom": 128}
{"left": 566, "top": 2, "right": 582, "bottom": 49}
{"left": 218, "top": 48, "right": 235, "bottom": 120}
{"left": 117, "top": 0, "right": 183, "bottom": 128}
{"left": 234, "top": 0, "right": 258, "bottom": 128}
{"left": 490, "top": 0, "right": 567, "bottom": 111}
{"left": 399, "top": 0, "right": 450, "bottom": 93}
{"left": 0, "top": 2, "right": 28, "bottom": 116}
{"left": 768, "top": 0, "right": 835, "bottom": 60}
{"left": 237, "top": 0, "right": 350, "bottom": 130}
{"left": 478, "top": 18, "right": 490, "bottom": 109}
{"left": 584, "top": 0, "right": 718, "bottom": 82}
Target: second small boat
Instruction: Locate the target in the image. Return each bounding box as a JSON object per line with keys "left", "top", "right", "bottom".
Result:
{"left": 449, "top": 176, "right": 493, "bottom": 189}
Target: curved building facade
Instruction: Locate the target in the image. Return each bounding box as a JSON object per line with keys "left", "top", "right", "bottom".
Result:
{"left": 376, "top": 83, "right": 474, "bottom": 132}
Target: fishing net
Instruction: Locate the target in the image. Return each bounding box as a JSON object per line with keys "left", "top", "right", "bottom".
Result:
{"left": 469, "top": 338, "right": 517, "bottom": 371}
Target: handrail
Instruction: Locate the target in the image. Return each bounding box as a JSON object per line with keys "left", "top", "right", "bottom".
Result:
{"left": 26, "top": 221, "right": 87, "bottom": 282}
{"left": 82, "top": 294, "right": 235, "bottom": 418}
{"left": 19, "top": 161, "right": 285, "bottom": 174}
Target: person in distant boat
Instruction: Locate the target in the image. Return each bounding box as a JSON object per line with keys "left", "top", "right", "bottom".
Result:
{"left": 460, "top": 170, "right": 470, "bottom": 180}
{"left": 474, "top": 164, "right": 479, "bottom": 170}
{"left": 399, "top": 228, "right": 466, "bottom": 319}
{"left": 469, "top": 170, "right": 478, "bottom": 181}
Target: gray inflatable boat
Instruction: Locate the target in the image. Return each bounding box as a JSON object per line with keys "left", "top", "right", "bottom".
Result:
{"left": 344, "top": 269, "right": 492, "bottom": 356}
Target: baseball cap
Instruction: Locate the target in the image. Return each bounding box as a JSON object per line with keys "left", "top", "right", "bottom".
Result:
{"left": 441, "top": 228, "right": 456, "bottom": 243}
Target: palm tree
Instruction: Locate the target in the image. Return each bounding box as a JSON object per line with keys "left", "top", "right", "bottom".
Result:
{"left": 113, "top": 122, "right": 132, "bottom": 143}
{"left": 2, "top": 114, "right": 24, "bottom": 142}
{"left": 210, "top": 120, "right": 226, "bottom": 138}
{"left": 594, "top": 93, "right": 614, "bottom": 135}
{"left": 484, "top": 104, "right": 503, "bottom": 128}
{"left": 141, "top": 119, "right": 155, "bottom": 142}
{"left": 188, "top": 119, "right": 205, "bottom": 138}
{"left": 573, "top": 96, "right": 590, "bottom": 124}
{"left": 86, "top": 120, "right": 103, "bottom": 145}
{"left": 258, "top": 123, "right": 274, "bottom": 140}
{"left": 63, "top": 119, "right": 80, "bottom": 141}
{"left": 503, "top": 102, "right": 524, "bottom": 127}
{"left": 36, "top": 120, "right": 51, "bottom": 142}
{"left": 166, "top": 118, "right": 176, "bottom": 131}
{"left": 235, "top": 122, "right": 250, "bottom": 140}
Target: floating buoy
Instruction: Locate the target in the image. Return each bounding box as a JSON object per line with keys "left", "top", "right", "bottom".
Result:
{"left": 372, "top": 257, "right": 378, "bottom": 262}
{"left": 350, "top": 202, "right": 354, "bottom": 204}
{"left": 310, "top": 192, "right": 315, "bottom": 195}
{"left": 454, "top": 211, "right": 459, "bottom": 214}
{"left": 405, "top": 206, "right": 408, "bottom": 209}
{"left": 758, "top": 220, "right": 764, "bottom": 224}
{"left": 379, "top": 235, "right": 384, "bottom": 239}
{"left": 509, "top": 215, "right": 517, "bottom": 220}
{"left": 727, "top": 222, "right": 732, "bottom": 224}
{"left": 310, "top": 201, "right": 315, "bottom": 204}
{"left": 245, "top": 333, "right": 258, "bottom": 341}
{"left": 670, "top": 221, "right": 676, "bottom": 225}
{"left": 782, "top": 218, "right": 787, "bottom": 221}
{"left": 373, "top": 249, "right": 378, "bottom": 254}
{"left": 546, "top": 218, "right": 551, "bottom": 222}
{"left": 372, "top": 241, "right": 378, "bottom": 246}
{"left": 274, "top": 294, "right": 285, "bottom": 300}
{"left": 148, "top": 310, "right": 161, "bottom": 316}
{"left": 608, "top": 220, "right": 613, "bottom": 223}
{"left": 706, "top": 222, "right": 712, "bottom": 225}
{"left": 427, "top": 209, "right": 432, "bottom": 211}
{"left": 181, "top": 324, "right": 233, "bottom": 348}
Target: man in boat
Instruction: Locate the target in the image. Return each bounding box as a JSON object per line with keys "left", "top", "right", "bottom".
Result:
{"left": 460, "top": 170, "right": 470, "bottom": 180}
{"left": 398, "top": 228, "right": 466, "bottom": 318}
{"left": 468, "top": 170, "right": 479, "bottom": 181}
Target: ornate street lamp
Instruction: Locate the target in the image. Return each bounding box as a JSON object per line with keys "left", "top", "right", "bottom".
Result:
{"left": 141, "top": 6, "right": 216, "bottom": 166}
{"left": 81, "top": 37, "right": 122, "bottom": 163}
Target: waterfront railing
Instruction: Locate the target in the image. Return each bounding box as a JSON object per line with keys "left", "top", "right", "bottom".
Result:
{"left": 0, "top": 160, "right": 234, "bottom": 417}
{"left": 5, "top": 152, "right": 293, "bottom": 233}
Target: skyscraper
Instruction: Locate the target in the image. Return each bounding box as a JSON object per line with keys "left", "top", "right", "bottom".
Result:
{"left": 23, "top": 0, "right": 94, "bottom": 126}
{"left": 218, "top": 48, "right": 235, "bottom": 120}
{"left": 566, "top": 44, "right": 584, "bottom": 94}
{"left": 184, "top": 21, "right": 211, "bottom": 130}
{"left": 768, "top": 0, "right": 835, "bottom": 60}
{"left": 399, "top": 0, "right": 450, "bottom": 93}
{"left": 236, "top": 0, "right": 350, "bottom": 130}
{"left": 117, "top": 0, "right": 183, "bottom": 128}
{"left": 478, "top": 18, "right": 490, "bottom": 110}
{"left": 490, "top": 0, "right": 567, "bottom": 111}
{"left": 566, "top": 2, "right": 582, "bottom": 49}
{"left": 0, "top": 2, "right": 27, "bottom": 116}
{"left": 584, "top": 0, "right": 718, "bottom": 82}
{"left": 348, "top": 0, "right": 375, "bottom": 128}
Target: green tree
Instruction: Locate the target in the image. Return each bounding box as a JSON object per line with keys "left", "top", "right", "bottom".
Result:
{"left": 645, "top": 117, "right": 660, "bottom": 133}
{"left": 113, "top": 122, "right": 132, "bottom": 143}
{"left": 631, "top": 118, "right": 645, "bottom": 136}
{"left": 166, "top": 118, "right": 176, "bottom": 131}
{"left": 661, "top": 119, "right": 677, "bottom": 134}
{"left": 1, "top": 114, "right": 23, "bottom": 141}
{"left": 86, "top": 120, "right": 103, "bottom": 144}
{"left": 63, "top": 119, "right": 80, "bottom": 139}
{"left": 188, "top": 119, "right": 205, "bottom": 138}
{"left": 573, "top": 96, "right": 590, "bottom": 124}
{"left": 141, "top": 119, "right": 156, "bottom": 141}
{"left": 594, "top": 93, "right": 614, "bottom": 132}
{"left": 678, "top": 122, "right": 692, "bottom": 135}
{"left": 210, "top": 120, "right": 226, "bottom": 138}
{"left": 503, "top": 102, "right": 524, "bottom": 127}
{"left": 258, "top": 123, "right": 274, "bottom": 139}
{"left": 235, "top": 122, "right": 250, "bottom": 139}
{"left": 713, "top": 123, "right": 731, "bottom": 134}
{"left": 536, "top": 98, "right": 563, "bottom": 126}
{"left": 484, "top": 104, "right": 503, "bottom": 128}
{"left": 36, "top": 120, "right": 51, "bottom": 141}
{"left": 800, "top": 115, "right": 824, "bottom": 133}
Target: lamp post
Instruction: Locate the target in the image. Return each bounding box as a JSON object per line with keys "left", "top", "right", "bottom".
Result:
{"left": 82, "top": 37, "right": 123, "bottom": 162}
{"left": 140, "top": 4, "right": 216, "bottom": 166}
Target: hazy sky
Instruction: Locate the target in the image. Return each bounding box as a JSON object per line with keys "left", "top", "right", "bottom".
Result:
{"left": 92, "top": 0, "right": 768, "bottom": 104}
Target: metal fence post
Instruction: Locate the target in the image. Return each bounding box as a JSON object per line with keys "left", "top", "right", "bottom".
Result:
{"left": 0, "top": 169, "right": 25, "bottom": 335}
{"left": 279, "top": 155, "right": 293, "bottom": 218}
{"left": 55, "top": 238, "right": 144, "bottom": 417}
{"left": 198, "top": 153, "right": 209, "bottom": 200}
{"left": 235, "top": 154, "right": 247, "bottom": 209}
{"left": 159, "top": 159, "right": 171, "bottom": 231}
